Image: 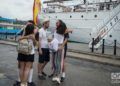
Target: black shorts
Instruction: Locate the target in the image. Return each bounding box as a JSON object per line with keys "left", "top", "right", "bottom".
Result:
{"left": 17, "top": 53, "right": 34, "bottom": 62}
{"left": 39, "top": 48, "right": 50, "bottom": 63}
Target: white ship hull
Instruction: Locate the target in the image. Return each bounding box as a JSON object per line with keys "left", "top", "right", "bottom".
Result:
{"left": 42, "top": 11, "right": 119, "bottom": 43}
{"left": 41, "top": 1, "right": 120, "bottom": 46}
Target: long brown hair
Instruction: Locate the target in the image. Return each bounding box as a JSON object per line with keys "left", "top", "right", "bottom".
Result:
{"left": 24, "top": 24, "right": 34, "bottom": 36}
{"left": 56, "top": 20, "right": 67, "bottom": 35}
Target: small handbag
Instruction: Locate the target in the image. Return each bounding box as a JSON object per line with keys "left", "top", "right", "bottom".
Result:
{"left": 17, "top": 39, "right": 32, "bottom": 55}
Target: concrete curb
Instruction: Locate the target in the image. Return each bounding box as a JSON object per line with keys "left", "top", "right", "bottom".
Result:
{"left": 68, "top": 49, "right": 120, "bottom": 60}
{"left": 67, "top": 52, "right": 120, "bottom": 67}
{"left": 0, "top": 41, "right": 17, "bottom": 46}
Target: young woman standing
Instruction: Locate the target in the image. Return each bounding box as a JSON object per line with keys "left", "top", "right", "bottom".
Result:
{"left": 17, "top": 24, "right": 36, "bottom": 86}
{"left": 51, "top": 20, "right": 67, "bottom": 84}
{"left": 49, "top": 20, "right": 72, "bottom": 84}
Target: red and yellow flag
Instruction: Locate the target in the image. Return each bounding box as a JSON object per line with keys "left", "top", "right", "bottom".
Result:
{"left": 33, "top": 0, "right": 41, "bottom": 25}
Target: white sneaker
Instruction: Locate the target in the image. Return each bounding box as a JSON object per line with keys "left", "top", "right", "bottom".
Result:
{"left": 20, "top": 83, "right": 25, "bottom": 86}
{"left": 52, "top": 77, "right": 57, "bottom": 81}
{"left": 62, "top": 72, "right": 65, "bottom": 78}
{"left": 20, "top": 83, "right": 28, "bottom": 86}
{"left": 24, "top": 83, "right": 28, "bottom": 86}
{"left": 56, "top": 77, "right": 61, "bottom": 84}
{"left": 52, "top": 77, "right": 61, "bottom": 84}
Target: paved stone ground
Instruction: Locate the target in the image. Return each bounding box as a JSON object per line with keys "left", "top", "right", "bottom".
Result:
{"left": 0, "top": 44, "right": 120, "bottom": 86}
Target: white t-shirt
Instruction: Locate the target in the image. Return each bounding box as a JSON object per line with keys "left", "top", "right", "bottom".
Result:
{"left": 28, "top": 39, "right": 35, "bottom": 54}
{"left": 49, "top": 31, "right": 64, "bottom": 52}
{"left": 39, "top": 27, "right": 49, "bottom": 48}
{"left": 49, "top": 38, "right": 59, "bottom": 52}
{"left": 54, "top": 32, "right": 64, "bottom": 44}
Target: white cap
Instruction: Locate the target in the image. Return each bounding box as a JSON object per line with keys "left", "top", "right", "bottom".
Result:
{"left": 42, "top": 18, "right": 49, "bottom": 24}
{"left": 38, "top": 14, "right": 49, "bottom": 24}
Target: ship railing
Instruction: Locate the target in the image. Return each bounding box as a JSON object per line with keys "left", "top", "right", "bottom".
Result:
{"left": 96, "top": 2, "right": 120, "bottom": 33}
{"left": 89, "top": 3, "right": 120, "bottom": 49}
{"left": 92, "top": 2, "right": 120, "bottom": 38}
{"left": 42, "top": 1, "right": 120, "bottom": 13}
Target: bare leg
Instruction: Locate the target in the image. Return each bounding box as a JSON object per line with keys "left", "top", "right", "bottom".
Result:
{"left": 41, "top": 62, "right": 48, "bottom": 72}
{"left": 28, "top": 66, "right": 33, "bottom": 83}
{"left": 19, "top": 62, "right": 25, "bottom": 83}
{"left": 62, "top": 61, "right": 66, "bottom": 78}
{"left": 62, "top": 60, "right": 65, "bottom": 73}
{"left": 22, "top": 62, "right": 33, "bottom": 84}
{"left": 38, "top": 63, "right": 44, "bottom": 74}
{"left": 17, "top": 61, "right": 21, "bottom": 82}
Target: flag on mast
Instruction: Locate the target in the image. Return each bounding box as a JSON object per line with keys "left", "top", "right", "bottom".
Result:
{"left": 33, "top": 0, "right": 41, "bottom": 25}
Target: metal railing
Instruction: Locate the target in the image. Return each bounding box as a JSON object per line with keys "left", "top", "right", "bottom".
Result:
{"left": 89, "top": 3, "right": 120, "bottom": 48}
{"left": 42, "top": 1, "right": 120, "bottom": 13}
{"left": 91, "top": 38, "right": 120, "bottom": 56}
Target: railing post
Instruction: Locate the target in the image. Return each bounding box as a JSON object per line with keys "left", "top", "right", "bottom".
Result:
{"left": 114, "top": 40, "right": 117, "bottom": 55}
{"left": 91, "top": 38, "right": 94, "bottom": 52}
{"left": 102, "top": 39, "right": 105, "bottom": 54}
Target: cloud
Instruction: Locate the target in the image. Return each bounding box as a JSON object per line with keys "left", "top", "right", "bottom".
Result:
{"left": 0, "top": 0, "right": 35, "bottom": 20}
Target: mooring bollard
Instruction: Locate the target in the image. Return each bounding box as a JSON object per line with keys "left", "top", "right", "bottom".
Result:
{"left": 114, "top": 40, "right": 117, "bottom": 55}
{"left": 102, "top": 39, "right": 105, "bottom": 54}
{"left": 91, "top": 38, "right": 94, "bottom": 52}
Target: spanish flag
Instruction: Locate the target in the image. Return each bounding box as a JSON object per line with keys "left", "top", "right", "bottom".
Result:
{"left": 33, "top": 0, "right": 41, "bottom": 25}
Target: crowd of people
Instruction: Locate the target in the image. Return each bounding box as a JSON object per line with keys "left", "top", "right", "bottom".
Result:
{"left": 13, "top": 18, "right": 72, "bottom": 86}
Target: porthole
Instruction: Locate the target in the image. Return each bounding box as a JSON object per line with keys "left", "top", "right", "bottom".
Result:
{"left": 94, "top": 15, "right": 97, "bottom": 18}
{"left": 110, "top": 22, "right": 112, "bottom": 26}
{"left": 109, "top": 35, "right": 112, "bottom": 38}
{"left": 81, "top": 15, "right": 83, "bottom": 18}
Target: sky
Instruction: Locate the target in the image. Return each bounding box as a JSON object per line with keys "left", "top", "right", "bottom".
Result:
{"left": 0, "top": 0, "right": 45, "bottom": 20}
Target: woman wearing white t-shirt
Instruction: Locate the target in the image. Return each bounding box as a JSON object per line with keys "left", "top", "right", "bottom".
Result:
{"left": 49, "top": 20, "right": 67, "bottom": 84}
